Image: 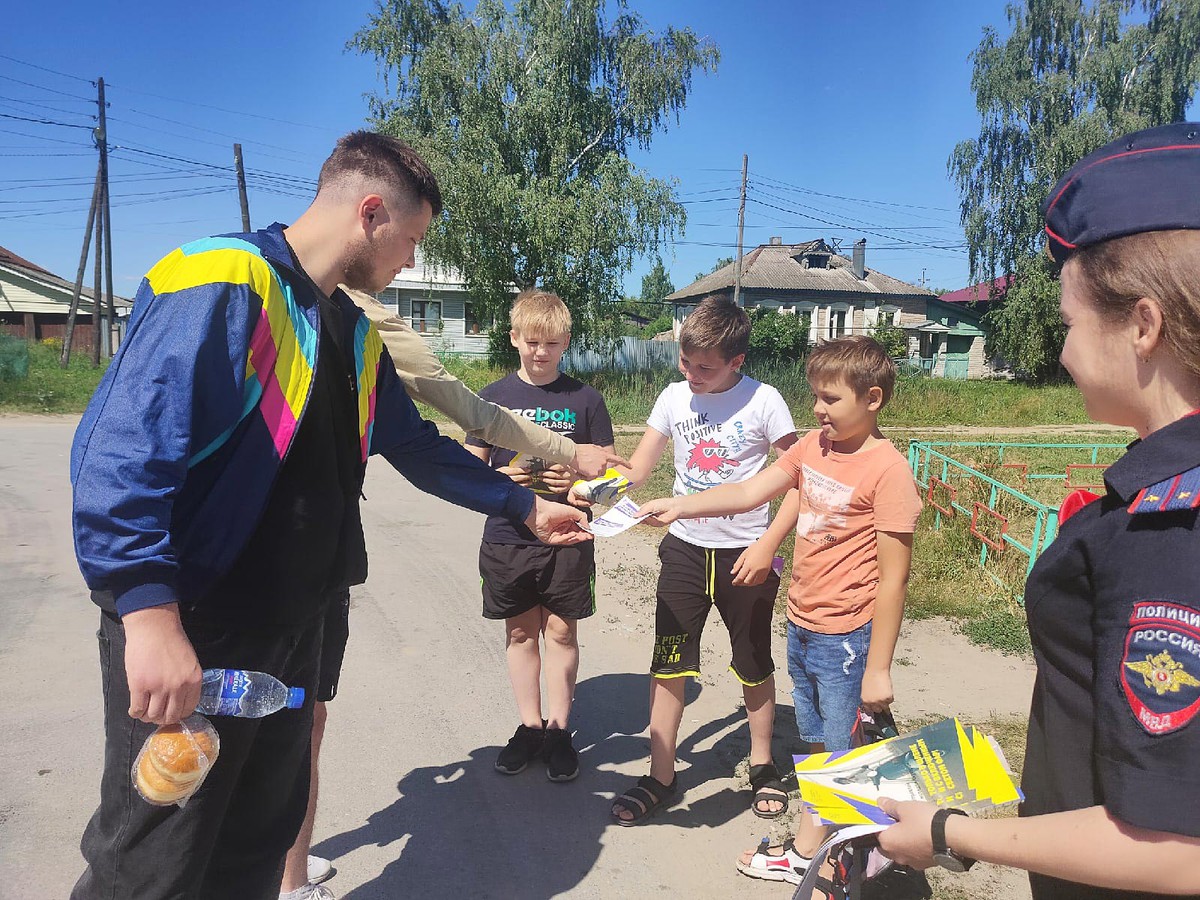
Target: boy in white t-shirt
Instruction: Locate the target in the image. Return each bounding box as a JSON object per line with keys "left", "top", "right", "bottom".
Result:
{"left": 609, "top": 296, "right": 798, "bottom": 826}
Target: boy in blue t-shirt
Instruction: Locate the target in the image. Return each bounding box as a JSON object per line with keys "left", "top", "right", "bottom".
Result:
{"left": 465, "top": 289, "right": 614, "bottom": 782}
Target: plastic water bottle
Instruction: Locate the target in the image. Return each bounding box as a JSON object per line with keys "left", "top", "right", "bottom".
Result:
{"left": 197, "top": 669, "right": 305, "bottom": 718}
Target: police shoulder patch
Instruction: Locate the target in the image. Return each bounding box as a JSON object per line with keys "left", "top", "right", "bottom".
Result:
{"left": 1128, "top": 464, "right": 1200, "bottom": 514}
{"left": 1121, "top": 601, "right": 1200, "bottom": 735}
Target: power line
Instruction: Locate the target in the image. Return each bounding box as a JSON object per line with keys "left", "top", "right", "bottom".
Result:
{"left": 0, "top": 111, "right": 95, "bottom": 130}
{"left": 0, "top": 52, "right": 95, "bottom": 83}
{"left": 0, "top": 72, "right": 94, "bottom": 101}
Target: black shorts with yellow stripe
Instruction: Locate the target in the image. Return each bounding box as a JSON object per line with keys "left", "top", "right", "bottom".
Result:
{"left": 651, "top": 532, "right": 778, "bottom": 686}
{"left": 479, "top": 540, "right": 596, "bottom": 621}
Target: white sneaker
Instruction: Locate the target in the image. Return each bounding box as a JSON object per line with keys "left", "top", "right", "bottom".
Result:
{"left": 279, "top": 883, "right": 335, "bottom": 900}
{"left": 307, "top": 855, "right": 333, "bottom": 885}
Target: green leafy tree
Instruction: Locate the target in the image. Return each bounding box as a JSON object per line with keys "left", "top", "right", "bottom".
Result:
{"left": 695, "top": 255, "right": 733, "bottom": 281}
{"left": 872, "top": 321, "right": 908, "bottom": 359}
{"left": 745, "top": 308, "right": 810, "bottom": 368}
{"left": 950, "top": 0, "right": 1200, "bottom": 379}
{"left": 984, "top": 255, "right": 1066, "bottom": 381}
{"left": 640, "top": 256, "right": 675, "bottom": 308}
{"left": 352, "top": 0, "right": 719, "bottom": 359}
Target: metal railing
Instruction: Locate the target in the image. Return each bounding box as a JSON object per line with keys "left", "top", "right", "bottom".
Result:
{"left": 907, "top": 441, "right": 1125, "bottom": 596}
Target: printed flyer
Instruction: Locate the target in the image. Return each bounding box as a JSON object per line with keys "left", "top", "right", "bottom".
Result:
{"left": 792, "top": 717, "right": 1022, "bottom": 827}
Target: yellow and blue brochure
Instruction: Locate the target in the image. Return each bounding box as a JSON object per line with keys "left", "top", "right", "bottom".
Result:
{"left": 792, "top": 717, "right": 1022, "bottom": 827}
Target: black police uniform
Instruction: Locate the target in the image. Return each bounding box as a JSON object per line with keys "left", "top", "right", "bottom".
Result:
{"left": 1022, "top": 411, "right": 1200, "bottom": 900}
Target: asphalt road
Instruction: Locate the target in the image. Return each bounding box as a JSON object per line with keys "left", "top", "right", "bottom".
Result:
{"left": 0, "top": 416, "right": 1035, "bottom": 900}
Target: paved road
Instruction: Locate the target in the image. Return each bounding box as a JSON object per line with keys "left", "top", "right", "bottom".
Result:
{"left": 0, "top": 416, "right": 1035, "bottom": 899}
{"left": 0, "top": 417, "right": 803, "bottom": 899}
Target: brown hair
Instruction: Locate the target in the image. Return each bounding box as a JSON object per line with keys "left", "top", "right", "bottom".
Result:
{"left": 510, "top": 289, "right": 572, "bottom": 340}
{"left": 317, "top": 131, "right": 443, "bottom": 216}
{"left": 679, "top": 295, "right": 750, "bottom": 360}
{"left": 806, "top": 335, "right": 898, "bottom": 405}
{"left": 1071, "top": 230, "right": 1200, "bottom": 383}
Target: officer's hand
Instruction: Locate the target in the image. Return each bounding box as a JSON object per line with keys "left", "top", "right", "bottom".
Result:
{"left": 526, "top": 497, "right": 594, "bottom": 546}
{"left": 539, "top": 464, "right": 574, "bottom": 494}
{"left": 876, "top": 798, "right": 939, "bottom": 869}
{"left": 123, "top": 604, "right": 203, "bottom": 725}
{"left": 571, "top": 445, "right": 630, "bottom": 480}
{"left": 860, "top": 670, "right": 894, "bottom": 712}
{"left": 497, "top": 465, "right": 534, "bottom": 487}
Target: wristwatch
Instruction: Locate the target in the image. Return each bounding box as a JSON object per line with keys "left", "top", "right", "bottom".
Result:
{"left": 931, "top": 807, "right": 976, "bottom": 872}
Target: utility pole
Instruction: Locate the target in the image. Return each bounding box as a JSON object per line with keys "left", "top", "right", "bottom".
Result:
{"left": 92, "top": 183, "right": 103, "bottom": 368}
{"left": 732, "top": 154, "right": 748, "bottom": 308}
{"left": 60, "top": 165, "right": 102, "bottom": 368}
{"left": 97, "top": 77, "right": 114, "bottom": 358}
{"left": 234, "top": 143, "right": 251, "bottom": 232}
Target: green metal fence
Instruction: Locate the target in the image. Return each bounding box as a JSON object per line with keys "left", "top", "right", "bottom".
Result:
{"left": 907, "top": 441, "right": 1126, "bottom": 596}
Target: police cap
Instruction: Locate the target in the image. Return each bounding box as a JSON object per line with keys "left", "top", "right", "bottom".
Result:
{"left": 1043, "top": 122, "right": 1200, "bottom": 265}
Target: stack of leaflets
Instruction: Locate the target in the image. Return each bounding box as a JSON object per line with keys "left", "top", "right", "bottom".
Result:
{"left": 792, "top": 717, "right": 1022, "bottom": 829}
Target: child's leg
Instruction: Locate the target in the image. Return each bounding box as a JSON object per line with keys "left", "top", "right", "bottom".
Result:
{"left": 743, "top": 677, "right": 776, "bottom": 766}
{"left": 649, "top": 675, "right": 686, "bottom": 785}
{"left": 505, "top": 606, "right": 545, "bottom": 728}
{"left": 540, "top": 608, "right": 578, "bottom": 730}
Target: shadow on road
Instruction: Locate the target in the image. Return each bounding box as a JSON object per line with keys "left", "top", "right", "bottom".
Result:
{"left": 317, "top": 672, "right": 802, "bottom": 899}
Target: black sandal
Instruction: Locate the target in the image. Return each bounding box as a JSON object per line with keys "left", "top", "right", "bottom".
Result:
{"left": 748, "top": 762, "right": 790, "bottom": 819}
{"left": 610, "top": 773, "right": 678, "bottom": 826}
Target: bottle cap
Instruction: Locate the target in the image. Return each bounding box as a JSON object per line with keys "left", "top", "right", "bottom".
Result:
{"left": 286, "top": 687, "right": 305, "bottom": 709}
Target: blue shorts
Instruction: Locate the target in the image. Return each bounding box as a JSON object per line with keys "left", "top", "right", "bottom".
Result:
{"left": 787, "top": 619, "right": 872, "bottom": 751}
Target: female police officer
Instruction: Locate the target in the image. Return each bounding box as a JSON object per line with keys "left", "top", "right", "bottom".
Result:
{"left": 877, "top": 122, "right": 1200, "bottom": 898}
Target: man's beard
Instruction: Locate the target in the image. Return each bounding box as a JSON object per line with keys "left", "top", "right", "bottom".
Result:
{"left": 341, "top": 239, "right": 380, "bottom": 293}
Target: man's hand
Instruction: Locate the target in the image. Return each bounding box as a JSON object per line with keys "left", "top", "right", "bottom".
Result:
{"left": 876, "top": 798, "right": 939, "bottom": 869}
{"left": 637, "top": 497, "right": 682, "bottom": 527}
{"left": 123, "top": 603, "right": 202, "bottom": 725}
{"left": 571, "top": 444, "right": 630, "bottom": 479}
{"left": 539, "top": 463, "right": 574, "bottom": 495}
{"left": 731, "top": 541, "right": 776, "bottom": 586}
{"left": 497, "top": 465, "right": 534, "bottom": 487}
{"left": 860, "top": 669, "right": 894, "bottom": 712}
{"left": 526, "top": 497, "right": 594, "bottom": 545}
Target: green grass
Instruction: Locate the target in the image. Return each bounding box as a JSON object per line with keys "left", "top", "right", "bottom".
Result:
{"left": 0, "top": 342, "right": 109, "bottom": 413}
{"left": 433, "top": 355, "right": 1093, "bottom": 428}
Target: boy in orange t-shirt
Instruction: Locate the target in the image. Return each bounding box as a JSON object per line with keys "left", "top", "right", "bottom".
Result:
{"left": 640, "top": 335, "right": 922, "bottom": 886}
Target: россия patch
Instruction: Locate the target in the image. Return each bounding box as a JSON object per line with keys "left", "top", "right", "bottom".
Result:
{"left": 1121, "top": 600, "right": 1200, "bottom": 735}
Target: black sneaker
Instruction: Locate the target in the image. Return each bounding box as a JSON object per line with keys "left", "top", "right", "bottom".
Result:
{"left": 542, "top": 727, "right": 579, "bottom": 782}
{"left": 495, "top": 724, "right": 544, "bottom": 775}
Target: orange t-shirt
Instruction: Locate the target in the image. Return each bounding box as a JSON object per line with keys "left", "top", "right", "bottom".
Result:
{"left": 773, "top": 429, "right": 922, "bottom": 634}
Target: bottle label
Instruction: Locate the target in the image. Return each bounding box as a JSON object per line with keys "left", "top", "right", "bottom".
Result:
{"left": 214, "top": 669, "right": 251, "bottom": 716}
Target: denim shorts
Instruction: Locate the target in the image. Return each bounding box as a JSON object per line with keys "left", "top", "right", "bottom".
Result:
{"left": 787, "top": 619, "right": 872, "bottom": 751}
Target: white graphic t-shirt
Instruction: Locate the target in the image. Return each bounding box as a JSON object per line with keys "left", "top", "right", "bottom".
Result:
{"left": 647, "top": 376, "right": 796, "bottom": 548}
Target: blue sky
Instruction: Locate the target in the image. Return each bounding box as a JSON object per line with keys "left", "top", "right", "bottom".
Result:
{"left": 2, "top": 0, "right": 1013, "bottom": 299}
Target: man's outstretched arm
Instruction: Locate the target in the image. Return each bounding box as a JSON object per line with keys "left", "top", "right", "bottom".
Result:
{"left": 345, "top": 287, "right": 626, "bottom": 477}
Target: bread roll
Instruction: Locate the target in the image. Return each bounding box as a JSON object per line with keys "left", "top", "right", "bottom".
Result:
{"left": 144, "top": 725, "right": 212, "bottom": 782}
{"left": 135, "top": 752, "right": 192, "bottom": 805}
{"left": 133, "top": 716, "right": 220, "bottom": 806}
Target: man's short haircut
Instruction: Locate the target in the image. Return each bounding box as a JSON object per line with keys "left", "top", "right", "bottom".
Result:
{"left": 317, "top": 131, "right": 443, "bottom": 216}
{"left": 806, "top": 335, "right": 898, "bottom": 406}
{"left": 679, "top": 295, "right": 751, "bottom": 360}
{"left": 510, "top": 289, "right": 572, "bottom": 340}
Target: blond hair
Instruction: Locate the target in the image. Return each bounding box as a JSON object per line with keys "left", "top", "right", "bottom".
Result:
{"left": 806, "top": 335, "right": 898, "bottom": 406}
{"left": 1072, "top": 230, "right": 1200, "bottom": 383}
{"left": 678, "top": 295, "right": 750, "bottom": 360}
{"left": 510, "top": 289, "right": 572, "bottom": 340}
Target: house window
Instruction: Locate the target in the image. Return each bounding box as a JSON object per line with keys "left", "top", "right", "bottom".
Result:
{"left": 464, "top": 301, "right": 492, "bottom": 336}
{"left": 411, "top": 300, "right": 442, "bottom": 334}
{"left": 827, "top": 308, "right": 848, "bottom": 339}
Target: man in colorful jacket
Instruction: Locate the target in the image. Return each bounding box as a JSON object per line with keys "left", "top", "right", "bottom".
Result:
{"left": 69, "top": 131, "right": 590, "bottom": 900}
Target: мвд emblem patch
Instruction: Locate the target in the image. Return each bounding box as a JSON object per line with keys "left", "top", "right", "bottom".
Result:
{"left": 1121, "top": 601, "right": 1200, "bottom": 735}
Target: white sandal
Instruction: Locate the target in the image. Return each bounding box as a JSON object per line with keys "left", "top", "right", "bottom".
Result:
{"left": 736, "top": 838, "right": 812, "bottom": 885}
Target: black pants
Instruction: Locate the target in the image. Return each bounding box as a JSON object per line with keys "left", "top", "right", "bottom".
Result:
{"left": 72, "top": 611, "right": 323, "bottom": 900}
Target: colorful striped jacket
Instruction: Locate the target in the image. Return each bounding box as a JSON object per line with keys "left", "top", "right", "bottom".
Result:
{"left": 71, "top": 223, "right": 534, "bottom": 618}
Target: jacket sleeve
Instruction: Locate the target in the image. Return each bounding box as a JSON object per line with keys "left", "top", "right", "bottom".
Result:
{"left": 367, "top": 341, "right": 536, "bottom": 524}
{"left": 346, "top": 287, "right": 576, "bottom": 466}
{"left": 70, "top": 276, "right": 249, "bottom": 616}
